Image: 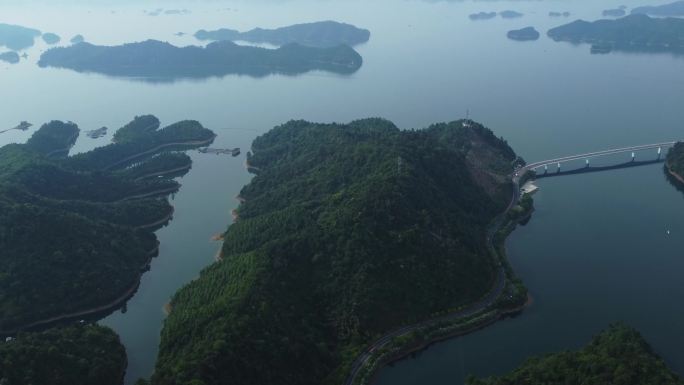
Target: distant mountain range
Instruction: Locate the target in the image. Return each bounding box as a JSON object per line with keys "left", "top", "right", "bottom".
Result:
{"left": 195, "top": 20, "right": 370, "bottom": 48}
{"left": 632, "top": 0, "right": 684, "bottom": 16}
{"left": 548, "top": 14, "right": 684, "bottom": 54}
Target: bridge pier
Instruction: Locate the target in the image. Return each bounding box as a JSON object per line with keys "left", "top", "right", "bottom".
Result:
{"left": 631, "top": 152, "right": 636, "bottom": 162}
{"left": 658, "top": 147, "right": 662, "bottom": 160}
{"left": 585, "top": 159, "right": 590, "bottom": 167}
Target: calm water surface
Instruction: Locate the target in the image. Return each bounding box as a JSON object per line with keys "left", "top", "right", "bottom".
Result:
{"left": 1, "top": 1, "right": 683, "bottom": 383}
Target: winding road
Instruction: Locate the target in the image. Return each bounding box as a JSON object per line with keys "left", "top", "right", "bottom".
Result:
{"left": 344, "top": 181, "right": 520, "bottom": 385}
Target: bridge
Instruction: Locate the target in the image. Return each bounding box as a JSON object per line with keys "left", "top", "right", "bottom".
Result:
{"left": 520, "top": 142, "right": 675, "bottom": 176}
{"left": 344, "top": 140, "right": 680, "bottom": 385}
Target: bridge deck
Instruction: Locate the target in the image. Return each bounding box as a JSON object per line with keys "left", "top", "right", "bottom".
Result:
{"left": 525, "top": 142, "right": 674, "bottom": 171}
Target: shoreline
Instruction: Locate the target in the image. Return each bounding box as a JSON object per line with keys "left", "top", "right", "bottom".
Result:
{"left": 45, "top": 131, "right": 79, "bottom": 158}
{"left": 0, "top": 244, "right": 160, "bottom": 336}
{"left": 103, "top": 135, "right": 216, "bottom": 171}
{"left": 346, "top": 183, "right": 530, "bottom": 385}
{"left": 666, "top": 163, "right": 684, "bottom": 185}
{"left": 135, "top": 207, "right": 175, "bottom": 230}
{"left": 134, "top": 163, "right": 192, "bottom": 181}
{"left": 364, "top": 298, "right": 531, "bottom": 385}
{"left": 118, "top": 186, "right": 180, "bottom": 202}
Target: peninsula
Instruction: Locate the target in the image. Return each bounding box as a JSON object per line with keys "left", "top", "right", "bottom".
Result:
{"left": 0, "top": 23, "right": 41, "bottom": 50}
{"left": 0, "top": 115, "right": 215, "bottom": 333}
{"left": 468, "top": 324, "right": 684, "bottom": 385}
{"left": 195, "top": 20, "right": 370, "bottom": 48}
{"left": 547, "top": 14, "right": 684, "bottom": 54}
{"left": 37, "top": 39, "right": 363, "bottom": 79}
{"left": 151, "top": 119, "right": 528, "bottom": 385}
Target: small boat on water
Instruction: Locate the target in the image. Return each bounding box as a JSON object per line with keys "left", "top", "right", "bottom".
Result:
{"left": 198, "top": 147, "right": 241, "bottom": 157}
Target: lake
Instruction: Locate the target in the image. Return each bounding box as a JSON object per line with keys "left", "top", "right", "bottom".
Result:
{"left": 1, "top": 0, "right": 684, "bottom": 383}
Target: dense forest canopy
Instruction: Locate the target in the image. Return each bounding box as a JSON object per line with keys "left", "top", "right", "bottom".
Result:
{"left": 0, "top": 325, "right": 127, "bottom": 385}
{"left": 38, "top": 39, "right": 363, "bottom": 80}
{"left": 666, "top": 142, "right": 684, "bottom": 177}
{"left": 467, "top": 324, "right": 684, "bottom": 385}
{"left": 0, "top": 115, "right": 213, "bottom": 332}
{"left": 25, "top": 120, "right": 79, "bottom": 157}
{"left": 153, "top": 118, "right": 517, "bottom": 385}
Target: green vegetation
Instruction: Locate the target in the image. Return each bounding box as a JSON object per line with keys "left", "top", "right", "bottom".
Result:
{"left": 66, "top": 117, "right": 214, "bottom": 171}
{"left": 0, "top": 325, "right": 126, "bottom": 385}
{"left": 112, "top": 115, "right": 160, "bottom": 143}
{"left": 507, "top": 193, "right": 533, "bottom": 222}
{"left": 0, "top": 115, "right": 214, "bottom": 332}
{"left": 194, "top": 21, "right": 370, "bottom": 48}
{"left": 38, "top": 40, "right": 363, "bottom": 80}
{"left": 666, "top": 142, "right": 684, "bottom": 177}
{"left": 153, "top": 118, "right": 517, "bottom": 385}
{"left": 25, "top": 121, "right": 79, "bottom": 157}
{"left": 548, "top": 14, "right": 684, "bottom": 54}
{"left": 467, "top": 324, "right": 684, "bottom": 385}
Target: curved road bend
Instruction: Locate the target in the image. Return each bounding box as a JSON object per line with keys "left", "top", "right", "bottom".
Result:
{"left": 344, "top": 182, "right": 520, "bottom": 385}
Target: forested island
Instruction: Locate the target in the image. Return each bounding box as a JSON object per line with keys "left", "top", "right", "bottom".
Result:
{"left": 500, "top": 10, "right": 524, "bottom": 19}
{"left": 150, "top": 119, "right": 526, "bottom": 385}
{"left": 195, "top": 20, "right": 370, "bottom": 48}
{"left": 632, "top": 0, "right": 684, "bottom": 16}
{"left": 0, "top": 51, "right": 19, "bottom": 64}
{"left": 470, "top": 12, "right": 497, "bottom": 21}
{"left": 547, "top": 14, "right": 684, "bottom": 54}
{"left": 0, "top": 115, "right": 215, "bottom": 333}
{"left": 42, "top": 33, "right": 61, "bottom": 45}
{"left": 507, "top": 27, "right": 540, "bottom": 41}
{"left": 467, "top": 324, "right": 684, "bottom": 385}
{"left": 0, "top": 23, "right": 41, "bottom": 50}
{"left": 38, "top": 39, "right": 363, "bottom": 80}
{"left": 0, "top": 325, "right": 127, "bottom": 385}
